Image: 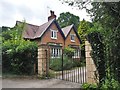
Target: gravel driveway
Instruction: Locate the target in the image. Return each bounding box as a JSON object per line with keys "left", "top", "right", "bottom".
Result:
{"left": 2, "top": 78, "right": 81, "bottom": 88}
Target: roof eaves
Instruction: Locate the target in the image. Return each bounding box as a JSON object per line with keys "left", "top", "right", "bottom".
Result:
{"left": 54, "top": 20, "right": 65, "bottom": 39}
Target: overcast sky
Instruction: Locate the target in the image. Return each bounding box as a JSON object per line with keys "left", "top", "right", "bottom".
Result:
{"left": 0, "top": 0, "right": 91, "bottom": 27}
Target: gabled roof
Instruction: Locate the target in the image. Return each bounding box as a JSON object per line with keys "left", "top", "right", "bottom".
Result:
{"left": 16, "top": 21, "right": 39, "bottom": 39}
{"left": 62, "top": 24, "right": 74, "bottom": 37}
{"left": 16, "top": 19, "right": 64, "bottom": 39}
{"left": 62, "top": 24, "right": 82, "bottom": 43}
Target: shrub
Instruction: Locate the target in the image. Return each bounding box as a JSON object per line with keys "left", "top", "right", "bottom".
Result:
{"left": 82, "top": 83, "right": 98, "bottom": 90}
{"left": 49, "top": 55, "right": 82, "bottom": 71}
{"left": 64, "top": 47, "right": 75, "bottom": 58}
{"left": 63, "top": 56, "right": 74, "bottom": 70}
{"left": 82, "top": 79, "right": 120, "bottom": 90}
{"left": 100, "top": 78, "right": 120, "bottom": 90}
{"left": 49, "top": 58, "right": 62, "bottom": 71}
{"left": 2, "top": 39, "right": 38, "bottom": 75}
{"left": 2, "top": 22, "right": 38, "bottom": 75}
{"left": 50, "top": 56, "right": 74, "bottom": 71}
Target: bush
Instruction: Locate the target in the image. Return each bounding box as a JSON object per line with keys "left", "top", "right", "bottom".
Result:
{"left": 2, "top": 22, "right": 38, "bottom": 75}
{"left": 100, "top": 78, "right": 120, "bottom": 90}
{"left": 82, "top": 83, "right": 98, "bottom": 90}
{"left": 49, "top": 55, "right": 82, "bottom": 71}
{"left": 49, "top": 58, "right": 62, "bottom": 71}
{"left": 50, "top": 56, "right": 74, "bottom": 71}
{"left": 82, "top": 79, "right": 120, "bottom": 90}
{"left": 2, "top": 39, "right": 38, "bottom": 75}
{"left": 64, "top": 47, "right": 75, "bottom": 58}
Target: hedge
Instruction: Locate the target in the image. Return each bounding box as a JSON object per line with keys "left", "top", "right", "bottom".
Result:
{"left": 2, "top": 39, "right": 38, "bottom": 75}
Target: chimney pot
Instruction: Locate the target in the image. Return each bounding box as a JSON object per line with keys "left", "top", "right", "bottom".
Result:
{"left": 48, "top": 10, "right": 56, "bottom": 21}
{"left": 50, "top": 10, "right": 54, "bottom": 15}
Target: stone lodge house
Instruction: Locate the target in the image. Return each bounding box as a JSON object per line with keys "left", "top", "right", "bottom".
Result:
{"left": 16, "top": 10, "right": 82, "bottom": 58}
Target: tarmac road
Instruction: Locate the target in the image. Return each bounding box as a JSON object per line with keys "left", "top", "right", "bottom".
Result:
{"left": 2, "top": 78, "right": 81, "bottom": 88}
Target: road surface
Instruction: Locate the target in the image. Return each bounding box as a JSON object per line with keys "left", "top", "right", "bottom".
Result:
{"left": 2, "top": 78, "right": 81, "bottom": 88}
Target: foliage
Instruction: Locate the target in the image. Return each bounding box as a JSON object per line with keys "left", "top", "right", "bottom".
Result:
{"left": 100, "top": 78, "right": 120, "bottom": 90}
{"left": 2, "top": 21, "right": 38, "bottom": 75}
{"left": 87, "top": 24, "right": 105, "bottom": 84}
{"left": 88, "top": 1, "right": 120, "bottom": 85}
{"left": 61, "top": 0, "right": 120, "bottom": 89}
{"left": 50, "top": 56, "right": 73, "bottom": 71}
{"left": 57, "top": 12, "right": 80, "bottom": 28}
{"left": 82, "top": 80, "right": 120, "bottom": 90}
{"left": 2, "top": 39, "right": 38, "bottom": 75}
{"left": 82, "top": 83, "right": 98, "bottom": 90}
{"left": 78, "top": 19, "right": 92, "bottom": 43}
{"left": 87, "top": 2, "right": 120, "bottom": 89}
{"left": 2, "top": 26, "right": 12, "bottom": 40}
{"left": 78, "top": 20, "right": 93, "bottom": 59}
{"left": 50, "top": 55, "right": 82, "bottom": 71}
{"left": 50, "top": 58, "right": 62, "bottom": 71}
{"left": 89, "top": 2, "right": 120, "bottom": 84}
{"left": 64, "top": 47, "right": 75, "bottom": 58}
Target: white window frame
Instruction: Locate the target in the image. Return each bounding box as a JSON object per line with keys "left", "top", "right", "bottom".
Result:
{"left": 51, "top": 29, "right": 58, "bottom": 39}
{"left": 70, "top": 34, "right": 75, "bottom": 42}
{"left": 72, "top": 49, "right": 80, "bottom": 58}
{"left": 51, "top": 48, "right": 61, "bottom": 58}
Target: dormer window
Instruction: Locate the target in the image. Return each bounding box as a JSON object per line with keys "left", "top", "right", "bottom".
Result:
{"left": 70, "top": 34, "right": 75, "bottom": 42}
{"left": 51, "top": 29, "right": 57, "bottom": 39}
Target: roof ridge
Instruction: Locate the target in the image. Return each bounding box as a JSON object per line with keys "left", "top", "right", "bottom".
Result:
{"left": 16, "top": 21, "right": 39, "bottom": 27}
{"left": 39, "top": 18, "right": 55, "bottom": 27}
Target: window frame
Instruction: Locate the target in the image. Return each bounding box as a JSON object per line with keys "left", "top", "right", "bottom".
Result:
{"left": 51, "top": 47, "right": 61, "bottom": 58}
{"left": 51, "top": 29, "right": 58, "bottom": 39}
{"left": 70, "top": 34, "right": 75, "bottom": 42}
{"left": 72, "top": 49, "right": 80, "bottom": 58}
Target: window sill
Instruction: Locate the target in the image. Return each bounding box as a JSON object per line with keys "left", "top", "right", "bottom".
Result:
{"left": 71, "top": 40, "right": 75, "bottom": 42}
{"left": 72, "top": 56, "right": 80, "bottom": 58}
{"left": 51, "top": 37, "right": 57, "bottom": 39}
{"left": 51, "top": 57, "right": 61, "bottom": 58}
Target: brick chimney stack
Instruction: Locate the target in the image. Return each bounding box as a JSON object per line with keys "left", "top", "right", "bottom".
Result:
{"left": 48, "top": 10, "right": 56, "bottom": 21}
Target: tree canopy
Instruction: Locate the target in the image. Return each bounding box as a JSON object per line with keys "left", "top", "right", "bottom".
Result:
{"left": 78, "top": 19, "right": 93, "bottom": 43}
{"left": 57, "top": 12, "right": 80, "bottom": 28}
{"left": 60, "top": 0, "right": 120, "bottom": 89}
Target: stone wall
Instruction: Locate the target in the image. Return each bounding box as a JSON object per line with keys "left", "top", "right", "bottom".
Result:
{"left": 85, "top": 40, "right": 98, "bottom": 84}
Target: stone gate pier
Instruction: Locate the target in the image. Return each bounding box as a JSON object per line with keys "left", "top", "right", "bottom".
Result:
{"left": 38, "top": 44, "right": 50, "bottom": 77}
{"left": 85, "top": 40, "right": 98, "bottom": 84}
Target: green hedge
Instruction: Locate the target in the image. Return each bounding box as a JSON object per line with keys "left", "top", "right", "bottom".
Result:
{"left": 50, "top": 56, "right": 82, "bottom": 71}
{"left": 2, "top": 39, "right": 38, "bottom": 75}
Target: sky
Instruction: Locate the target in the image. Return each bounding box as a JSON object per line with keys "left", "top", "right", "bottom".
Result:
{"left": 0, "top": 0, "right": 91, "bottom": 27}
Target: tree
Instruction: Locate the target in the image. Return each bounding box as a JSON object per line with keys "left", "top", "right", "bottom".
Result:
{"left": 57, "top": 12, "right": 80, "bottom": 28}
{"left": 2, "top": 26, "right": 12, "bottom": 41}
{"left": 60, "top": 0, "right": 120, "bottom": 89}
{"left": 77, "top": 19, "right": 92, "bottom": 60}
{"left": 78, "top": 19, "right": 92, "bottom": 43}
{"left": 89, "top": 2, "right": 120, "bottom": 85}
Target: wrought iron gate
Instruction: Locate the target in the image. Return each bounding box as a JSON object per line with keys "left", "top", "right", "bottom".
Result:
{"left": 49, "top": 49, "right": 86, "bottom": 84}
